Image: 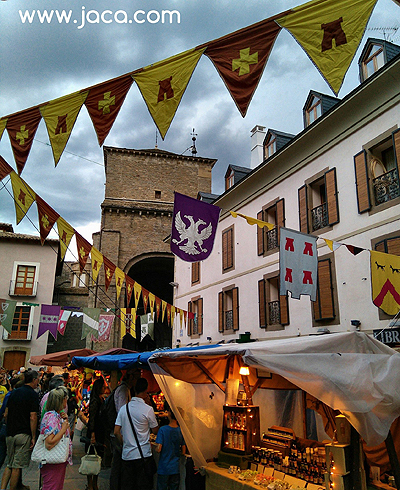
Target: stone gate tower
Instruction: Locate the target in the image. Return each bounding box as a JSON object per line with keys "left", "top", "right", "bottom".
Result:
{"left": 91, "top": 146, "right": 216, "bottom": 350}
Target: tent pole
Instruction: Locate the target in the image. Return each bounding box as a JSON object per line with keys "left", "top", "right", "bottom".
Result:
{"left": 385, "top": 430, "right": 400, "bottom": 490}
{"left": 302, "top": 391, "right": 307, "bottom": 439}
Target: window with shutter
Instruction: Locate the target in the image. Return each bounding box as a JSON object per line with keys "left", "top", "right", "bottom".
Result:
{"left": 5, "top": 305, "right": 33, "bottom": 340}
{"left": 259, "top": 275, "right": 289, "bottom": 330}
{"left": 191, "top": 262, "right": 200, "bottom": 285}
{"left": 187, "top": 298, "right": 203, "bottom": 337}
{"left": 313, "top": 258, "right": 335, "bottom": 322}
{"left": 218, "top": 286, "right": 239, "bottom": 332}
{"left": 222, "top": 226, "right": 234, "bottom": 272}
{"left": 257, "top": 198, "right": 285, "bottom": 256}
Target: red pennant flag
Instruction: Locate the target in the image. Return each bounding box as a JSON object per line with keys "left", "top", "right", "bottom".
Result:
{"left": 36, "top": 195, "right": 60, "bottom": 245}
{"left": 188, "top": 312, "right": 195, "bottom": 320}
{"left": 75, "top": 232, "right": 92, "bottom": 273}
{"left": 142, "top": 288, "right": 149, "bottom": 314}
{"left": 155, "top": 297, "right": 161, "bottom": 322}
{"left": 103, "top": 256, "right": 116, "bottom": 292}
{"left": 6, "top": 106, "right": 42, "bottom": 174}
{"left": 204, "top": 18, "right": 281, "bottom": 116}
{"left": 84, "top": 74, "right": 133, "bottom": 146}
{"left": 125, "top": 275, "right": 135, "bottom": 306}
{"left": 345, "top": 244, "right": 365, "bottom": 256}
{"left": 0, "top": 156, "right": 13, "bottom": 181}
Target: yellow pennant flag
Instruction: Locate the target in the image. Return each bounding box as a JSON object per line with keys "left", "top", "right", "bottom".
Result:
{"left": 171, "top": 305, "right": 176, "bottom": 326}
{"left": 133, "top": 48, "right": 205, "bottom": 139}
{"left": 90, "top": 247, "right": 104, "bottom": 284}
{"left": 371, "top": 251, "right": 400, "bottom": 315}
{"left": 40, "top": 91, "right": 88, "bottom": 166}
{"left": 0, "top": 118, "right": 7, "bottom": 141}
{"left": 114, "top": 267, "right": 125, "bottom": 300}
{"left": 277, "top": 0, "right": 377, "bottom": 95}
{"left": 179, "top": 308, "right": 184, "bottom": 329}
{"left": 230, "top": 211, "right": 275, "bottom": 230}
{"left": 56, "top": 216, "right": 75, "bottom": 259}
{"left": 161, "top": 300, "right": 167, "bottom": 323}
{"left": 133, "top": 282, "right": 142, "bottom": 309}
{"left": 148, "top": 292, "right": 155, "bottom": 317}
{"left": 10, "top": 171, "right": 36, "bottom": 224}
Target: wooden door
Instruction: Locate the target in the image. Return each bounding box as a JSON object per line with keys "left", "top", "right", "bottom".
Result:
{"left": 3, "top": 351, "right": 26, "bottom": 372}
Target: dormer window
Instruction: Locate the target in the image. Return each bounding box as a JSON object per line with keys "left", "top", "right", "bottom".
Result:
{"left": 306, "top": 96, "right": 322, "bottom": 126}
{"left": 362, "top": 43, "right": 384, "bottom": 80}
{"left": 264, "top": 135, "right": 276, "bottom": 159}
{"left": 226, "top": 169, "right": 234, "bottom": 190}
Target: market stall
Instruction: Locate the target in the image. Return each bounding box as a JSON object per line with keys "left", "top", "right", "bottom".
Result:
{"left": 146, "top": 332, "right": 400, "bottom": 489}
{"left": 29, "top": 348, "right": 97, "bottom": 366}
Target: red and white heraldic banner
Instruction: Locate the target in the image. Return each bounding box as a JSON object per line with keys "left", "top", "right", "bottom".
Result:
{"left": 279, "top": 228, "right": 318, "bottom": 301}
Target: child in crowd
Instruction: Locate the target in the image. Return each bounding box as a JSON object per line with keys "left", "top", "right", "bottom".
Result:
{"left": 155, "top": 404, "right": 186, "bottom": 490}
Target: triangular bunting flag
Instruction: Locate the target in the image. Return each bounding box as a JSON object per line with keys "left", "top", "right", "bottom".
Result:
{"left": 0, "top": 299, "right": 17, "bottom": 334}
{"left": 75, "top": 232, "right": 92, "bottom": 273}
{"left": 204, "top": 18, "right": 281, "bottom": 116}
{"left": 84, "top": 74, "right": 133, "bottom": 146}
{"left": 57, "top": 309, "right": 72, "bottom": 336}
{"left": 142, "top": 288, "right": 149, "bottom": 314}
{"left": 230, "top": 211, "right": 275, "bottom": 230}
{"left": 133, "top": 48, "right": 205, "bottom": 139}
{"left": 56, "top": 216, "right": 75, "bottom": 260}
{"left": 90, "top": 246, "right": 104, "bottom": 284}
{"left": 114, "top": 267, "right": 125, "bottom": 300}
{"left": 0, "top": 118, "right": 7, "bottom": 142}
{"left": 82, "top": 308, "right": 100, "bottom": 339}
{"left": 104, "top": 257, "right": 116, "bottom": 292}
{"left": 171, "top": 305, "right": 176, "bottom": 327}
{"left": 125, "top": 275, "right": 135, "bottom": 306}
{"left": 345, "top": 244, "right": 365, "bottom": 256}
{"left": 40, "top": 91, "right": 88, "bottom": 166}
{"left": 0, "top": 156, "right": 13, "bottom": 181}
{"left": 166, "top": 304, "right": 171, "bottom": 326}
{"left": 161, "top": 300, "right": 167, "bottom": 323}
{"left": 10, "top": 171, "right": 36, "bottom": 225}
{"left": 36, "top": 195, "right": 60, "bottom": 245}
{"left": 183, "top": 310, "right": 187, "bottom": 329}
{"left": 155, "top": 297, "right": 161, "bottom": 322}
{"left": 277, "top": 0, "right": 378, "bottom": 95}
{"left": 371, "top": 250, "right": 400, "bottom": 315}
{"left": 6, "top": 106, "right": 42, "bottom": 174}
{"left": 37, "top": 304, "right": 60, "bottom": 340}
{"left": 133, "top": 281, "right": 142, "bottom": 309}
{"left": 148, "top": 292, "right": 155, "bottom": 318}
{"left": 324, "top": 238, "right": 342, "bottom": 252}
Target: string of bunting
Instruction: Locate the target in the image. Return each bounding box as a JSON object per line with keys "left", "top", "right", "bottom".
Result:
{"left": 0, "top": 0, "right": 387, "bottom": 174}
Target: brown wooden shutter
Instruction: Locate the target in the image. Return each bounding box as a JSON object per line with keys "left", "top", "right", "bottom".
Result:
{"left": 325, "top": 168, "right": 339, "bottom": 226}
{"left": 258, "top": 279, "right": 266, "bottom": 328}
{"left": 393, "top": 129, "right": 400, "bottom": 176}
{"left": 222, "top": 227, "right": 233, "bottom": 271}
{"left": 257, "top": 210, "right": 264, "bottom": 256}
{"left": 187, "top": 301, "right": 193, "bottom": 336}
{"left": 197, "top": 298, "right": 203, "bottom": 335}
{"left": 387, "top": 237, "right": 400, "bottom": 256}
{"left": 276, "top": 198, "right": 285, "bottom": 246}
{"left": 232, "top": 287, "right": 239, "bottom": 331}
{"left": 279, "top": 294, "right": 289, "bottom": 326}
{"left": 191, "top": 262, "right": 200, "bottom": 285}
{"left": 264, "top": 279, "right": 271, "bottom": 326}
{"left": 298, "top": 185, "right": 308, "bottom": 233}
{"left": 354, "top": 150, "right": 371, "bottom": 213}
{"left": 375, "top": 240, "right": 386, "bottom": 253}
{"left": 313, "top": 259, "right": 335, "bottom": 321}
{"left": 218, "top": 292, "right": 224, "bottom": 332}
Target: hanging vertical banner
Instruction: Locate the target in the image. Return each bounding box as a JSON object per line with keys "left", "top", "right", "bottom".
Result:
{"left": 204, "top": 18, "right": 281, "bottom": 116}
{"left": 36, "top": 195, "right": 60, "bottom": 245}
{"left": 140, "top": 313, "right": 154, "bottom": 341}
{"left": 57, "top": 217, "right": 75, "bottom": 260}
{"left": 40, "top": 91, "right": 88, "bottom": 166}
{"left": 0, "top": 156, "right": 13, "bottom": 181}
{"left": 94, "top": 313, "right": 115, "bottom": 342}
{"left": 37, "top": 304, "right": 60, "bottom": 340}
{"left": 10, "top": 172, "right": 36, "bottom": 225}
{"left": 75, "top": 232, "right": 92, "bottom": 273}
{"left": 90, "top": 247, "right": 104, "bottom": 284}
{"left": 104, "top": 257, "right": 116, "bottom": 292}
{"left": 171, "top": 192, "right": 221, "bottom": 262}
{"left": 279, "top": 227, "right": 318, "bottom": 301}
{"left": 120, "top": 308, "right": 136, "bottom": 339}
{"left": 57, "top": 309, "right": 72, "bottom": 336}
{"left": 114, "top": 267, "right": 125, "bottom": 300}
{"left": 0, "top": 299, "right": 17, "bottom": 334}
{"left": 84, "top": 74, "right": 133, "bottom": 146}
{"left": 133, "top": 48, "right": 205, "bottom": 139}
{"left": 371, "top": 251, "right": 400, "bottom": 315}
{"left": 277, "top": 0, "right": 378, "bottom": 95}
{"left": 82, "top": 308, "right": 100, "bottom": 339}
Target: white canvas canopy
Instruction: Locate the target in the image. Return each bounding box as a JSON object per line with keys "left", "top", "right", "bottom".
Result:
{"left": 148, "top": 332, "right": 400, "bottom": 468}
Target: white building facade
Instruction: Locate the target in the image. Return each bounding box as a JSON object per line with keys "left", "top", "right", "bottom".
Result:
{"left": 173, "top": 42, "right": 400, "bottom": 347}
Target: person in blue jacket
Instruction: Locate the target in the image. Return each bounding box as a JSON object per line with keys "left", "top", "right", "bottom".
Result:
{"left": 155, "top": 404, "right": 186, "bottom": 490}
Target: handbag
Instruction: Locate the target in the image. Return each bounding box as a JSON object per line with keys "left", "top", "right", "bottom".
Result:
{"left": 31, "top": 433, "right": 69, "bottom": 465}
{"left": 79, "top": 444, "right": 102, "bottom": 475}
{"left": 125, "top": 404, "right": 157, "bottom": 483}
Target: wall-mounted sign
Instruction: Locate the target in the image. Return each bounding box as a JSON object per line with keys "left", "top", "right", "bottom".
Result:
{"left": 373, "top": 328, "right": 400, "bottom": 345}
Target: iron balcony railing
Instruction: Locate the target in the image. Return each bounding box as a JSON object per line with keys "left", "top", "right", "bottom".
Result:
{"left": 373, "top": 168, "right": 400, "bottom": 205}
{"left": 266, "top": 227, "right": 278, "bottom": 251}
{"left": 225, "top": 310, "right": 233, "bottom": 329}
{"left": 311, "top": 202, "right": 328, "bottom": 231}
{"left": 268, "top": 300, "right": 280, "bottom": 325}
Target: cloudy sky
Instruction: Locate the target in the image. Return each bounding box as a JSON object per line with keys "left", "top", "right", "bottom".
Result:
{"left": 0, "top": 0, "right": 399, "bottom": 254}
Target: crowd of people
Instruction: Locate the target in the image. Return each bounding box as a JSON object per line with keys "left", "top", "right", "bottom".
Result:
{"left": 0, "top": 366, "right": 186, "bottom": 490}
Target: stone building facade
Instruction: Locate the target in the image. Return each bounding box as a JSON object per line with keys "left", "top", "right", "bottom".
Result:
{"left": 91, "top": 146, "right": 216, "bottom": 350}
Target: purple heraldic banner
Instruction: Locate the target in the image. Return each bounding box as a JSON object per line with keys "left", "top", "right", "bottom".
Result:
{"left": 171, "top": 192, "right": 221, "bottom": 262}
{"left": 37, "top": 304, "right": 61, "bottom": 340}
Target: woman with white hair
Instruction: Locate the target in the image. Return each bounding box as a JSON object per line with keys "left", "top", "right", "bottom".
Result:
{"left": 39, "top": 386, "right": 73, "bottom": 490}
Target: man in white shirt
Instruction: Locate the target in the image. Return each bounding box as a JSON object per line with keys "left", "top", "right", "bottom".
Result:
{"left": 114, "top": 378, "right": 159, "bottom": 490}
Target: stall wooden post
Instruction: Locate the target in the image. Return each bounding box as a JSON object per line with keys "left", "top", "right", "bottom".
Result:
{"left": 385, "top": 430, "right": 400, "bottom": 490}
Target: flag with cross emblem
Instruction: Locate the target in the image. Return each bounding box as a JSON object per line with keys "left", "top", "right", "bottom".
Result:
{"left": 84, "top": 74, "right": 133, "bottom": 146}
{"left": 133, "top": 48, "right": 205, "bottom": 139}
{"left": 279, "top": 228, "right": 318, "bottom": 301}
{"left": 277, "top": 0, "right": 378, "bottom": 95}
{"left": 36, "top": 195, "right": 60, "bottom": 245}
{"left": 75, "top": 232, "right": 92, "bottom": 273}
{"left": 204, "top": 18, "right": 281, "bottom": 116}
{"left": 10, "top": 171, "right": 36, "bottom": 225}
{"left": 6, "top": 106, "right": 42, "bottom": 175}
{"left": 40, "top": 91, "right": 88, "bottom": 166}
{"left": 56, "top": 216, "right": 75, "bottom": 260}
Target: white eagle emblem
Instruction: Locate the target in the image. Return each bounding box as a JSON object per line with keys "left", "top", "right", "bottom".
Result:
{"left": 172, "top": 212, "right": 213, "bottom": 255}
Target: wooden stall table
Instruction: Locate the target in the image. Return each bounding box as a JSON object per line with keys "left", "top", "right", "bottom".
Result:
{"left": 205, "top": 463, "right": 261, "bottom": 490}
